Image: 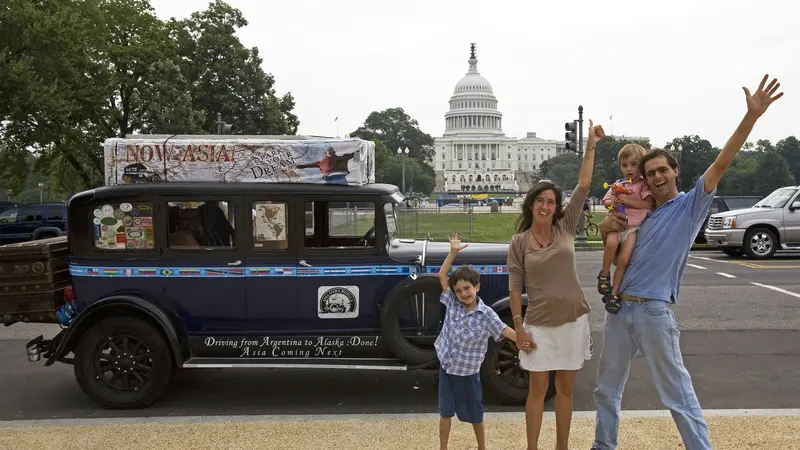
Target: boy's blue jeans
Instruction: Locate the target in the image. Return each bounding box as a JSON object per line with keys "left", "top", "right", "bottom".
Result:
{"left": 592, "top": 299, "right": 712, "bottom": 450}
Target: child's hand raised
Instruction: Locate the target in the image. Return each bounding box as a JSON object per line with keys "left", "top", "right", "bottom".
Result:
{"left": 448, "top": 232, "right": 469, "bottom": 253}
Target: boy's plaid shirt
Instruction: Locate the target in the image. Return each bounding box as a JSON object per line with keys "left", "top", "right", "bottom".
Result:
{"left": 434, "top": 288, "right": 508, "bottom": 376}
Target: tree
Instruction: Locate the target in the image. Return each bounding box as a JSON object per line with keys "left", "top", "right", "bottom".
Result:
{"left": 754, "top": 149, "right": 795, "bottom": 196}
{"left": 166, "top": 0, "right": 299, "bottom": 135}
{"left": 0, "top": 0, "right": 299, "bottom": 193}
{"left": 664, "top": 135, "right": 719, "bottom": 192}
{"left": 776, "top": 136, "right": 800, "bottom": 183}
{"left": 542, "top": 153, "right": 581, "bottom": 189}
{"left": 350, "top": 108, "right": 435, "bottom": 162}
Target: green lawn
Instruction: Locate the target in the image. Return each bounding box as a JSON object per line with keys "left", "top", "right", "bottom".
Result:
{"left": 395, "top": 210, "right": 606, "bottom": 243}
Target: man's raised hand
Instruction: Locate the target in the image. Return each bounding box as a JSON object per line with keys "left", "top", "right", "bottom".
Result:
{"left": 744, "top": 74, "right": 784, "bottom": 118}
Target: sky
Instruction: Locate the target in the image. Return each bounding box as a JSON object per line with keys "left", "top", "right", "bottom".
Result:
{"left": 149, "top": 0, "right": 798, "bottom": 150}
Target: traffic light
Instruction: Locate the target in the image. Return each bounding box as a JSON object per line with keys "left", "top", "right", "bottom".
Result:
{"left": 564, "top": 121, "right": 578, "bottom": 152}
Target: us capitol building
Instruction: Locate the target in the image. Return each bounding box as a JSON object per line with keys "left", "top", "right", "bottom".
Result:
{"left": 433, "top": 43, "right": 567, "bottom": 194}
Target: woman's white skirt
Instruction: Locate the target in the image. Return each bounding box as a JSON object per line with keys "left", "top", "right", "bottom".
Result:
{"left": 518, "top": 313, "right": 592, "bottom": 372}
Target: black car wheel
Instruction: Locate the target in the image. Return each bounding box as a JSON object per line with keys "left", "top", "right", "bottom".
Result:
{"left": 480, "top": 332, "right": 556, "bottom": 405}
{"left": 380, "top": 276, "right": 445, "bottom": 366}
{"left": 74, "top": 317, "right": 173, "bottom": 409}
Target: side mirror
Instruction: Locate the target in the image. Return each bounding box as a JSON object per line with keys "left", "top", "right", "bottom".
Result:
{"left": 791, "top": 201, "right": 800, "bottom": 210}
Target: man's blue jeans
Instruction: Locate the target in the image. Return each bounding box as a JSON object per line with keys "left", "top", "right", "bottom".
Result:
{"left": 592, "top": 299, "right": 711, "bottom": 450}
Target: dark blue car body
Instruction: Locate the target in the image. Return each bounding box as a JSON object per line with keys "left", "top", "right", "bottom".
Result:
{"left": 20, "top": 181, "right": 549, "bottom": 409}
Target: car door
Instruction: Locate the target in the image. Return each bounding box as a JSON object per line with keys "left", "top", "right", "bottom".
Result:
{"left": 0, "top": 207, "right": 20, "bottom": 245}
{"left": 15, "top": 205, "right": 44, "bottom": 242}
{"left": 160, "top": 195, "right": 247, "bottom": 332}
{"left": 294, "top": 196, "right": 383, "bottom": 333}
{"left": 783, "top": 190, "right": 800, "bottom": 244}
{"left": 243, "top": 194, "right": 297, "bottom": 332}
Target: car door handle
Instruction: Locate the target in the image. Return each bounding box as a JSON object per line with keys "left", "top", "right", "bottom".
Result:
{"left": 228, "top": 260, "right": 242, "bottom": 266}
{"left": 299, "top": 260, "right": 312, "bottom": 267}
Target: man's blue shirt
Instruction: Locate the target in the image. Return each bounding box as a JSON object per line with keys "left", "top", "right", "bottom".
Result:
{"left": 617, "top": 175, "right": 717, "bottom": 303}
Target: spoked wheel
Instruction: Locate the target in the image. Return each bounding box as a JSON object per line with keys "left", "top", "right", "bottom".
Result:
{"left": 380, "top": 276, "right": 445, "bottom": 366}
{"left": 74, "top": 317, "right": 173, "bottom": 409}
{"left": 480, "top": 323, "right": 556, "bottom": 405}
{"left": 96, "top": 335, "right": 153, "bottom": 392}
{"left": 586, "top": 222, "right": 599, "bottom": 237}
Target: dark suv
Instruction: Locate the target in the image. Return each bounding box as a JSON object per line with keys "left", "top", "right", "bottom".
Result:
{"left": 695, "top": 196, "right": 762, "bottom": 243}
{"left": 0, "top": 202, "right": 67, "bottom": 246}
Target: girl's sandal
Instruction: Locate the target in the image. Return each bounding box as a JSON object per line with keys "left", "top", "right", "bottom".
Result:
{"left": 603, "top": 294, "right": 621, "bottom": 314}
{"left": 597, "top": 272, "right": 612, "bottom": 295}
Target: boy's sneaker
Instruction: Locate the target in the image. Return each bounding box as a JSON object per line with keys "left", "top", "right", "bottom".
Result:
{"left": 597, "top": 271, "right": 612, "bottom": 295}
{"left": 603, "top": 294, "right": 621, "bottom": 314}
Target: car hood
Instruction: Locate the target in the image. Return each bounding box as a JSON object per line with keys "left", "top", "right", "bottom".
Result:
{"left": 712, "top": 206, "right": 772, "bottom": 217}
{"left": 387, "top": 238, "right": 510, "bottom": 265}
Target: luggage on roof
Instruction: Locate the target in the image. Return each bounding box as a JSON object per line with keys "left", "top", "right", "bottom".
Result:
{"left": 103, "top": 135, "right": 375, "bottom": 187}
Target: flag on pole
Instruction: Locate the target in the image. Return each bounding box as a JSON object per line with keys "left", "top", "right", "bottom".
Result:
{"left": 334, "top": 117, "right": 338, "bottom": 121}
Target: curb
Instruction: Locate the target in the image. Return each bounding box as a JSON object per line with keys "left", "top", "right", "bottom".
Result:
{"left": 574, "top": 245, "right": 717, "bottom": 252}
{"left": 2, "top": 409, "right": 799, "bottom": 428}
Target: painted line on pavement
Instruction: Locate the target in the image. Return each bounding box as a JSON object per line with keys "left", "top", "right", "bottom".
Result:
{"left": 717, "top": 272, "right": 736, "bottom": 278}
{"left": 689, "top": 255, "right": 743, "bottom": 267}
{"left": 2, "top": 409, "right": 800, "bottom": 428}
{"left": 751, "top": 282, "right": 800, "bottom": 299}
{"left": 686, "top": 263, "right": 707, "bottom": 270}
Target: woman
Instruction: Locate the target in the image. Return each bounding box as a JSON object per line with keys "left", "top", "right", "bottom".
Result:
{"left": 507, "top": 121, "right": 604, "bottom": 450}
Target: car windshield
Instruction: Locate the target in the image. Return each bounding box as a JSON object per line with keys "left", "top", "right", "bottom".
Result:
{"left": 384, "top": 202, "right": 398, "bottom": 241}
{"left": 754, "top": 188, "right": 799, "bottom": 208}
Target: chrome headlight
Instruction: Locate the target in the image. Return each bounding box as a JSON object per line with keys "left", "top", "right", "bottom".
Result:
{"left": 723, "top": 216, "right": 736, "bottom": 228}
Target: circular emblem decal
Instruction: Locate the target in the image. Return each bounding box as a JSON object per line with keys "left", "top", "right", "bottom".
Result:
{"left": 320, "top": 287, "right": 357, "bottom": 315}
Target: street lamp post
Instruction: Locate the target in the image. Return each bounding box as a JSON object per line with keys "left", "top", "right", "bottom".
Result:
{"left": 38, "top": 182, "right": 44, "bottom": 203}
{"left": 575, "top": 106, "right": 587, "bottom": 244}
{"left": 397, "top": 147, "right": 409, "bottom": 193}
{"left": 670, "top": 143, "right": 683, "bottom": 189}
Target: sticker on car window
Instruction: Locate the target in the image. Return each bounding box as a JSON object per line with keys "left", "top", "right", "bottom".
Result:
{"left": 93, "top": 202, "right": 154, "bottom": 250}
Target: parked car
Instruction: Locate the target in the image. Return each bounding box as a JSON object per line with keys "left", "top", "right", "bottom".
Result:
{"left": 0, "top": 202, "right": 67, "bottom": 246}
{"left": 6, "top": 181, "right": 550, "bottom": 409}
{"left": 695, "top": 195, "right": 762, "bottom": 243}
{"left": 704, "top": 185, "right": 800, "bottom": 258}
{"left": 0, "top": 201, "right": 18, "bottom": 214}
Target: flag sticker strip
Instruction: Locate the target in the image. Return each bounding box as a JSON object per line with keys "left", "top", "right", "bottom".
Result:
{"left": 69, "top": 264, "right": 509, "bottom": 277}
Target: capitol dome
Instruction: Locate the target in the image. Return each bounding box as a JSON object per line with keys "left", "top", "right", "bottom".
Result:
{"left": 443, "top": 43, "right": 504, "bottom": 136}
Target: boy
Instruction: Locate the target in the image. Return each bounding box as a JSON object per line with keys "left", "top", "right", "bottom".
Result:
{"left": 596, "top": 143, "right": 655, "bottom": 313}
{"left": 435, "top": 232, "right": 519, "bottom": 450}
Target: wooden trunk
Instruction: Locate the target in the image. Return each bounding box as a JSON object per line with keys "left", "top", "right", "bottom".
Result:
{"left": 0, "top": 236, "right": 70, "bottom": 324}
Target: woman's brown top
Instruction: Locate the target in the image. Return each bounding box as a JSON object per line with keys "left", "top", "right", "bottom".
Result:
{"left": 507, "top": 184, "right": 591, "bottom": 327}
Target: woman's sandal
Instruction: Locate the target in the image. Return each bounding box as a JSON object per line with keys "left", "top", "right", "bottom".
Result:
{"left": 597, "top": 272, "right": 612, "bottom": 295}
{"left": 603, "top": 294, "right": 621, "bottom": 314}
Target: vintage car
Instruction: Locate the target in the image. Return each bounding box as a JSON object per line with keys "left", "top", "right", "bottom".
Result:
{"left": 2, "top": 134, "right": 556, "bottom": 409}
{"left": 1, "top": 181, "right": 557, "bottom": 409}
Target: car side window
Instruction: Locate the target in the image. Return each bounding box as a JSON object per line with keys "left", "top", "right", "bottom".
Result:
{"left": 91, "top": 202, "right": 156, "bottom": 251}
{"left": 47, "top": 205, "right": 65, "bottom": 221}
{"left": 167, "top": 201, "right": 235, "bottom": 249}
{"left": 304, "top": 200, "right": 376, "bottom": 249}
{"left": 252, "top": 201, "right": 288, "bottom": 251}
{"left": 709, "top": 199, "right": 721, "bottom": 214}
{"left": 725, "top": 198, "right": 760, "bottom": 210}
{"left": 18, "top": 206, "right": 44, "bottom": 222}
{"left": 0, "top": 208, "right": 17, "bottom": 224}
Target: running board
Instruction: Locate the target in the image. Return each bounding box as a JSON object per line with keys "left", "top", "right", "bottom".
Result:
{"left": 181, "top": 357, "right": 409, "bottom": 370}
{"left": 780, "top": 244, "right": 800, "bottom": 250}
